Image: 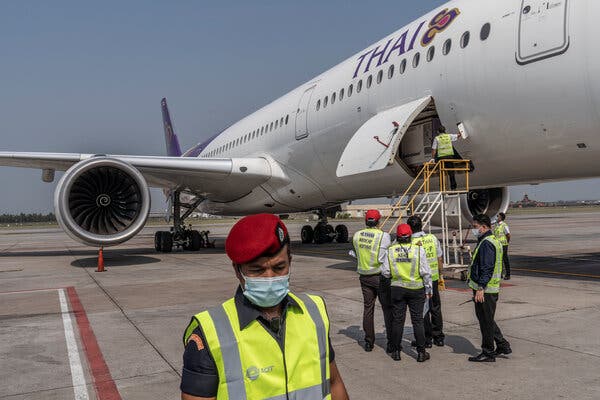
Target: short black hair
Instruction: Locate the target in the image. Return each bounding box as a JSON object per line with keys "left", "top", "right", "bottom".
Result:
{"left": 366, "top": 220, "right": 378, "bottom": 228}
{"left": 498, "top": 212, "right": 506, "bottom": 220}
{"left": 406, "top": 215, "right": 422, "bottom": 233}
{"left": 472, "top": 214, "right": 492, "bottom": 228}
{"left": 437, "top": 125, "right": 446, "bottom": 133}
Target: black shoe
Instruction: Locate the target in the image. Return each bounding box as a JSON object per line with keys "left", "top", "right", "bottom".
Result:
{"left": 504, "top": 275, "right": 511, "bottom": 280}
{"left": 433, "top": 338, "right": 445, "bottom": 347}
{"left": 494, "top": 346, "right": 512, "bottom": 355}
{"left": 411, "top": 340, "right": 432, "bottom": 348}
{"left": 468, "top": 352, "right": 496, "bottom": 362}
{"left": 364, "top": 342, "right": 374, "bottom": 352}
{"left": 391, "top": 350, "right": 401, "bottom": 361}
{"left": 417, "top": 351, "right": 430, "bottom": 362}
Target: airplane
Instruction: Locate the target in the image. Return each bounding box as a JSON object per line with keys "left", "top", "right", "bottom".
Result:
{"left": 1, "top": 0, "right": 599, "bottom": 252}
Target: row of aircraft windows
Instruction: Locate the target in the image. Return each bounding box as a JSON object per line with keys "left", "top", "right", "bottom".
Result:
{"left": 316, "top": 23, "right": 491, "bottom": 112}
{"left": 203, "top": 114, "right": 290, "bottom": 157}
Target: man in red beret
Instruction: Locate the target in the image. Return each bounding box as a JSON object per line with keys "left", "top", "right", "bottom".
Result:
{"left": 352, "top": 209, "right": 393, "bottom": 353}
{"left": 383, "top": 224, "right": 432, "bottom": 362}
{"left": 181, "top": 214, "right": 349, "bottom": 400}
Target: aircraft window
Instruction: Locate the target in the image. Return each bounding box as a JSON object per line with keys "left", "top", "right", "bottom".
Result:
{"left": 366, "top": 75, "right": 373, "bottom": 88}
{"left": 280, "top": 117, "right": 284, "bottom": 126}
{"left": 275, "top": 120, "right": 278, "bottom": 129}
{"left": 443, "top": 39, "right": 452, "bottom": 55}
{"left": 270, "top": 122, "right": 273, "bottom": 131}
{"left": 236, "top": 138, "right": 239, "bottom": 146}
{"left": 339, "top": 88, "right": 344, "bottom": 101}
{"left": 412, "top": 52, "right": 420, "bottom": 68}
{"left": 461, "top": 31, "right": 470, "bottom": 48}
{"left": 377, "top": 70, "right": 383, "bottom": 84}
{"left": 324, "top": 96, "right": 328, "bottom": 108}
{"left": 399, "top": 59, "right": 407, "bottom": 74}
{"left": 285, "top": 115, "right": 289, "bottom": 124}
{"left": 357, "top": 79, "right": 363, "bottom": 93}
{"left": 260, "top": 126, "right": 264, "bottom": 135}
{"left": 331, "top": 92, "right": 336, "bottom": 104}
{"left": 427, "top": 46, "right": 435, "bottom": 62}
{"left": 316, "top": 99, "right": 321, "bottom": 111}
{"left": 348, "top": 84, "right": 353, "bottom": 97}
{"left": 388, "top": 64, "right": 394, "bottom": 79}
{"left": 480, "top": 23, "right": 491, "bottom": 41}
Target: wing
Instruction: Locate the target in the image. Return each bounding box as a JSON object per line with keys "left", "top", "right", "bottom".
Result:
{"left": 0, "top": 152, "right": 288, "bottom": 202}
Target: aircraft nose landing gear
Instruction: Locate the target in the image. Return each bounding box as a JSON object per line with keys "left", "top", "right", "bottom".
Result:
{"left": 301, "top": 209, "right": 349, "bottom": 244}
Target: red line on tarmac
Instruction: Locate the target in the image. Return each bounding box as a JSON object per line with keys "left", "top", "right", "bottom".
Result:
{"left": 66, "top": 286, "right": 122, "bottom": 400}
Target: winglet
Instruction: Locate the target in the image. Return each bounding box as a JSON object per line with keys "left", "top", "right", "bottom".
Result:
{"left": 161, "top": 98, "right": 183, "bottom": 157}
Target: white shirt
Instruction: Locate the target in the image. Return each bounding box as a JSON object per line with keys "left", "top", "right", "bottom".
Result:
{"left": 382, "top": 241, "right": 433, "bottom": 295}
{"left": 431, "top": 133, "right": 459, "bottom": 150}
{"left": 378, "top": 232, "right": 391, "bottom": 273}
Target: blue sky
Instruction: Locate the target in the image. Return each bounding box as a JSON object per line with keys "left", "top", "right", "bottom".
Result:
{"left": 1, "top": 1, "right": 598, "bottom": 213}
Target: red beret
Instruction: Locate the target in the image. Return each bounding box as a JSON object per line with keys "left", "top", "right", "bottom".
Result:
{"left": 365, "top": 209, "right": 381, "bottom": 222}
{"left": 397, "top": 223, "right": 413, "bottom": 237}
{"left": 225, "top": 214, "right": 289, "bottom": 264}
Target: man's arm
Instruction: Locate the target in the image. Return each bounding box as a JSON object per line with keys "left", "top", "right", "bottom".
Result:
{"left": 379, "top": 233, "right": 391, "bottom": 278}
{"left": 505, "top": 224, "right": 511, "bottom": 244}
{"left": 330, "top": 361, "right": 350, "bottom": 400}
{"left": 419, "top": 247, "right": 432, "bottom": 296}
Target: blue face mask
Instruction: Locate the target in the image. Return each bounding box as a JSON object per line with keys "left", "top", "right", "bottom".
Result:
{"left": 241, "top": 273, "right": 290, "bottom": 308}
{"left": 471, "top": 228, "right": 481, "bottom": 238}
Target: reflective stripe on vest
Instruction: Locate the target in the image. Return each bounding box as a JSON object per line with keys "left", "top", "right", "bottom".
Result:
{"left": 494, "top": 221, "right": 509, "bottom": 246}
{"left": 468, "top": 236, "right": 503, "bottom": 293}
{"left": 387, "top": 243, "right": 424, "bottom": 289}
{"left": 436, "top": 134, "right": 455, "bottom": 157}
{"left": 185, "top": 293, "right": 331, "bottom": 400}
{"left": 353, "top": 228, "right": 384, "bottom": 275}
{"left": 412, "top": 234, "right": 439, "bottom": 281}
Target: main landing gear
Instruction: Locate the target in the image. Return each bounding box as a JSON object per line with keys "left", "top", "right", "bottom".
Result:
{"left": 300, "top": 210, "right": 349, "bottom": 245}
{"left": 154, "top": 191, "right": 215, "bottom": 253}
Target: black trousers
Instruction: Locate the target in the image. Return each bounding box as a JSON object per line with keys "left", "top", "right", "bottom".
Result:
{"left": 359, "top": 274, "right": 393, "bottom": 345}
{"left": 473, "top": 291, "right": 510, "bottom": 355}
{"left": 424, "top": 280, "right": 444, "bottom": 341}
{"left": 390, "top": 286, "right": 426, "bottom": 352}
{"left": 436, "top": 155, "right": 457, "bottom": 190}
{"left": 502, "top": 245, "right": 511, "bottom": 277}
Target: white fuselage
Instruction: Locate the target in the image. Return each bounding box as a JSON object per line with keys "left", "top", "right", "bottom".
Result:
{"left": 191, "top": 0, "right": 600, "bottom": 215}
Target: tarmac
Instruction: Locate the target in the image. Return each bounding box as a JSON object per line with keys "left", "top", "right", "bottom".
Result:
{"left": 1, "top": 210, "right": 599, "bottom": 399}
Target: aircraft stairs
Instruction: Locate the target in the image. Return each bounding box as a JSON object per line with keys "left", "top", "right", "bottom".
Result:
{"left": 380, "top": 159, "right": 472, "bottom": 280}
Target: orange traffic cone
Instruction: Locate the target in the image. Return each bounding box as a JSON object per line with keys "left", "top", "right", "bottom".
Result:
{"left": 96, "top": 247, "right": 105, "bottom": 272}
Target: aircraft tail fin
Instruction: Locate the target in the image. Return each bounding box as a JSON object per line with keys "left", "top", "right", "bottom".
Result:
{"left": 161, "top": 98, "right": 183, "bottom": 157}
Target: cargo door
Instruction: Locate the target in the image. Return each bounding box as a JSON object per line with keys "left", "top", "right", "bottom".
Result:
{"left": 336, "top": 96, "right": 432, "bottom": 177}
{"left": 517, "top": 0, "right": 569, "bottom": 65}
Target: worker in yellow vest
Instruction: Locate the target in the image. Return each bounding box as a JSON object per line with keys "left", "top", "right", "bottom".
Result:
{"left": 180, "top": 214, "right": 349, "bottom": 400}
{"left": 352, "top": 209, "right": 393, "bottom": 353}
{"left": 493, "top": 212, "right": 512, "bottom": 280}
{"left": 407, "top": 215, "right": 446, "bottom": 348}
{"left": 467, "top": 214, "right": 512, "bottom": 363}
{"left": 383, "top": 223, "right": 432, "bottom": 362}
{"left": 431, "top": 125, "right": 463, "bottom": 190}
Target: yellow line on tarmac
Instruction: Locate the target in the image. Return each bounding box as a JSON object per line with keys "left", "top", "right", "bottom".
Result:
{"left": 511, "top": 268, "right": 600, "bottom": 279}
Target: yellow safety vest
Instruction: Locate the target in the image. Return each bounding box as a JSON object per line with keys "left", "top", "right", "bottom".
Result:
{"left": 468, "top": 236, "right": 503, "bottom": 293}
{"left": 412, "top": 234, "right": 440, "bottom": 281}
{"left": 494, "top": 221, "right": 509, "bottom": 246}
{"left": 436, "top": 133, "right": 455, "bottom": 157}
{"left": 183, "top": 293, "right": 331, "bottom": 400}
{"left": 387, "top": 243, "right": 424, "bottom": 289}
{"left": 353, "top": 228, "right": 384, "bottom": 275}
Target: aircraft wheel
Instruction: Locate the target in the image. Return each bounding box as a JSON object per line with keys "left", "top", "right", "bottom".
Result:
{"left": 314, "top": 224, "right": 329, "bottom": 244}
{"left": 335, "top": 224, "right": 349, "bottom": 243}
{"left": 301, "top": 225, "right": 314, "bottom": 244}
{"left": 160, "top": 231, "right": 173, "bottom": 253}
{"left": 190, "top": 230, "right": 202, "bottom": 251}
{"left": 325, "top": 224, "right": 335, "bottom": 243}
{"left": 154, "top": 231, "right": 163, "bottom": 252}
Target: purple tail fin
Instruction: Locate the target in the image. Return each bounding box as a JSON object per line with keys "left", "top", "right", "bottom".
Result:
{"left": 161, "top": 98, "right": 183, "bottom": 157}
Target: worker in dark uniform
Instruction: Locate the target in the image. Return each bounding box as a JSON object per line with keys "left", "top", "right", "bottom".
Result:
{"left": 180, "top": 214, "right": 349, "bottom": 399}
{"left": 431, "top": 125, "right": 463, "bottom": 190}
{"left": 407, "top": 215, "right": 446, "bottom": 348}
{"left": 494, "top": 212, "right": 512, "bottom": 280}
{"left": 352, "top": 209, "right": 393, "bottom": 352}
{"left": 467, "top": 214, "right": 512, "bottom": 362}
{"left": 383, "top": 223, "right": 432, "bottom": 362}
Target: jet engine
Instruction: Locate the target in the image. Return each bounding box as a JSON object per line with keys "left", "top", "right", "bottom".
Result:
{"left": 54, "top": 157, "right": 151, "bottom": 247}
{"left": 428, "top": 187, "right": 510, "bottom": 228}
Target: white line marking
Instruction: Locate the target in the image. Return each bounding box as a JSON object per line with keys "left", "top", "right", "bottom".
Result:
{"left": 59, "top": 289, "right": 90, "bottom": 400}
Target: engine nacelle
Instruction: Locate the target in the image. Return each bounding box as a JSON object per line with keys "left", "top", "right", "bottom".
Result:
{"left": 54, "top": 157, "right": 151, "bottom": 247}
{"left": 428, "top": 187, "right": 510, "bottom": 228}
